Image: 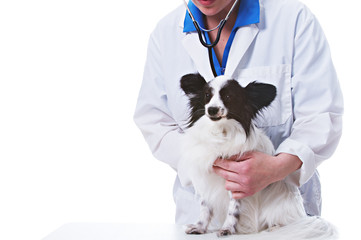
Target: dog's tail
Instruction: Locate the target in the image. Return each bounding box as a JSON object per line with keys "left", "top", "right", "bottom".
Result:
{"left": 235, "top": 216, "right": 337, "bottom": 240}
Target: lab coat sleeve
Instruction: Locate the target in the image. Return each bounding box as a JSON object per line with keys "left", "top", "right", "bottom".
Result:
{"left": 133, "top": 31, "right": 183, "bottom": 170}
{"left": 275, "top": 8, "right": 343, "bottom": 186}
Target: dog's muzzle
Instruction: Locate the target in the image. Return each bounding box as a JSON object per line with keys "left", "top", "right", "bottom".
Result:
{"left": 207, "top": 106, "right": 224, "bottom": 121}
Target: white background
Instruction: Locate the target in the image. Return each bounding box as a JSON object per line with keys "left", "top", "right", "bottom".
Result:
{"left": 0, "top": 0, "right": 360, "bottom": 239}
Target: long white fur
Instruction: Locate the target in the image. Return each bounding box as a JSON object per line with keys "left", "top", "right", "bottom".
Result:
{"left": 178, "top": 76, "right": 338, "bottom": 239}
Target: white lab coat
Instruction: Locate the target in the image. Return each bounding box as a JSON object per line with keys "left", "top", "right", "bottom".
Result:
{"left": 134, "top": 0, "right": 343, "bottom": 224}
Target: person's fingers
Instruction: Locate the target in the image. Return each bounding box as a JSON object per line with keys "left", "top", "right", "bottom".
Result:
{"left": 237, "top": 151, "right": 254, "bottom": 161}
{"left": 213, "top": 166, "right": 239, "bottom": 182}
{"left": 213, "top": 158, "right": 240, "bottom": 172}
{"left": 231, "top": 191, "right": 249, "bottom": 200}
{"left": 224, "top": 180, "right": 242, "bottom": 192}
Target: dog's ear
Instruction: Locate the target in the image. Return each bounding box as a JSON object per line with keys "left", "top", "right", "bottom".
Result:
{"left": 180, "top": 73, "right": 207, "bottom": 95}
{"left": 245, "top": 81, "right": 277, "bottom": 112}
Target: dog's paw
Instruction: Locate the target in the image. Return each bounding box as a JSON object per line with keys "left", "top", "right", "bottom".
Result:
{"left": 185, "top": 224, "right": 207, "bottom": 234}
{"left": 217, "top": 227, "right": 235, "bottom": 237}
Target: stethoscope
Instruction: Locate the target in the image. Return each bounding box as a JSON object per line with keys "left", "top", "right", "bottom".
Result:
{"left": 182, "top": 0, "right": 239, "bottom": 77}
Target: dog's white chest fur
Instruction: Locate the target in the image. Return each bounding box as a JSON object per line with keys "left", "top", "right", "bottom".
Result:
{"left": 179, "top": 115, "right": 305, "bottom": 229}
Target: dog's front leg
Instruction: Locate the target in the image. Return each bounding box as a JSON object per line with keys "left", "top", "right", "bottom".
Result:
{"left": 185, "top": 199, "right": 213, "bottom": 234}
{"left": 217, "top": 198, "right": 241, "bottom": 237}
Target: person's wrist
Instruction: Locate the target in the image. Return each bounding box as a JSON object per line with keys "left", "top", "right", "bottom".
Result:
{"left": 273, "top": 153, "right": 302, "bottom": 181}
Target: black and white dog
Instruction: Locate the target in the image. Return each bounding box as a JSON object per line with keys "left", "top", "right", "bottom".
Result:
{"left": 178, "top": 73, "right": 336, "bottom": 239}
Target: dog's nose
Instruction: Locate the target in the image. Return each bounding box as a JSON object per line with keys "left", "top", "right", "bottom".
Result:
{"left": 207, "top": 107, "right": 219, "bottom": 116}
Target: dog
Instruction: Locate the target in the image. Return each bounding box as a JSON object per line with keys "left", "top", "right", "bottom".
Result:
{"left": 178, "top": 73, "right": 337, "bottom": 239}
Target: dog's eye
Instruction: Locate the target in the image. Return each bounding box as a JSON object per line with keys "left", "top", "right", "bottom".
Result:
{"left": 205, "top": 92, "right": 211, "bottom": 100}
{"left": 224, "top": 95, "right": 231, "bottom": 101}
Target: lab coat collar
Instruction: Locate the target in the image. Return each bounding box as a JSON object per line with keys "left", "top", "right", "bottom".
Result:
{"left": 183, "top": 0, "right": 260, "bottom": 33}
{"left": 179, "top": 1, "right": 262, "bottom": 81}
{"left": 224, "top": 23, "right": 259, "bottom": 78}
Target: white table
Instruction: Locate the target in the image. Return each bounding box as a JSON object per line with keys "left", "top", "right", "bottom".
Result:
{"left": 42, "top": 223, "right": 253, "bottom": 240}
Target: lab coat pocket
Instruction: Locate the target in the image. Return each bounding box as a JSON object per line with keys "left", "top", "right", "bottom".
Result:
{"left": 235, "top": 64, "right": 292, "bottom": 127}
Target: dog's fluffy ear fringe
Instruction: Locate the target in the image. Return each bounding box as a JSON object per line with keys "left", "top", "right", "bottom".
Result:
{"left": 180, "top": 73, "right": 207, "bottom": 95}
{"left": 245, "top": 81, "right": 277, "bottom": 112}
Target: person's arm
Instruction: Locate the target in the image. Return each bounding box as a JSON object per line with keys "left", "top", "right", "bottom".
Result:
{"left": 134, "top": 31, "right": 183, "bottom": 170}
{"left": 275, "top": 6, "right": 343, "bottom": 186}
{"left": 213, "top": 5, "right": 343, "bottom": 197}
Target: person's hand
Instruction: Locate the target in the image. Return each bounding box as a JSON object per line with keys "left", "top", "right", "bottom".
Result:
{"left": 212, "top": 152, "right": 302, "bottom": 199}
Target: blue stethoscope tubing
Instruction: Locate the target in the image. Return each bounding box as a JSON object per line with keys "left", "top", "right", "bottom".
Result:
{"left": 183, "top": 0, "right": 239, "bottom": 77}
